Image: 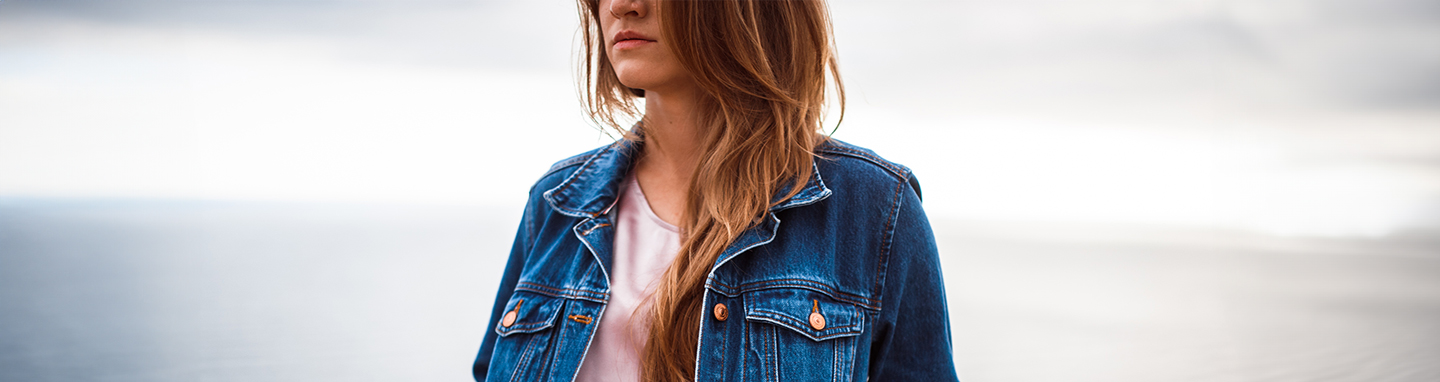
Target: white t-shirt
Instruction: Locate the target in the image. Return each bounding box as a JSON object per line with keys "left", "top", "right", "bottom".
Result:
{"left": 574, "top": 175, "right": 681, "bottom": 382}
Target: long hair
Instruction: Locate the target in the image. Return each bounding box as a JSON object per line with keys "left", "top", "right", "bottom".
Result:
{"left": 576, "top": 1, "right": 844, "bottom": 381}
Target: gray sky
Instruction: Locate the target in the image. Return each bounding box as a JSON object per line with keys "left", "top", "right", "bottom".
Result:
{"left": 2, "top": 0, "right": 1438, "bottom": 237}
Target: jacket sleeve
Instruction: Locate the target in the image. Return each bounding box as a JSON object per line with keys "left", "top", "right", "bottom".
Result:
{"left": 472, "top": 199, "right": 537, "bottom": 381}
{"left": 867, "top": 174, "right": 960, "bottom": 381}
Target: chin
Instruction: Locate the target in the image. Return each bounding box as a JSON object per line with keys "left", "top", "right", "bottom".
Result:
{"left": 615, "top": 78, "right": 659, "bottom": 95}
{"left": 613, "top": 62, "right": 682, "bottom": 94}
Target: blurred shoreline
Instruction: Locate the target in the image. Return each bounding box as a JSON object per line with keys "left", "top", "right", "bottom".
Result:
{"left": 3, "top": 199, "right": 1437, "bottom": 381}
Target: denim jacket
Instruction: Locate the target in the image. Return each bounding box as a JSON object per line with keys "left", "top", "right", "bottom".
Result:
{"left": 473, "top": 138, "right": 958, "bottom": 382}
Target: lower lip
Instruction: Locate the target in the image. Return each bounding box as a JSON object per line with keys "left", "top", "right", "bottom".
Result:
{"left": 613, "top": 39, "right": 653, "bottom": 50}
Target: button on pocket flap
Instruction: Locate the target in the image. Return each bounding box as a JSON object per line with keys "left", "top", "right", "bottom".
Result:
{"left": 495, "top": 291, "right": 564, "bottom": 337}
{"left": 744, "top": 288, "right": 865, "bottom": 341}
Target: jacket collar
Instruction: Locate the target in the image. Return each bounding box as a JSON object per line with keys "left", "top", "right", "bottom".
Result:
{"left": 542, "top": 139, "right": 832, "bottom": 219}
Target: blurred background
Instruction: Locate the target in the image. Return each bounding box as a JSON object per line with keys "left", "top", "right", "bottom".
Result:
{"left": 2, "top": 0, "right": 1438, "bottom": 380}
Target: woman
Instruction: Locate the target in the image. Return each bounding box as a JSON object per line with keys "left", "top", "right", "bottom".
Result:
{"left": 473, "top": 0, "right": 957, "bottom": 381}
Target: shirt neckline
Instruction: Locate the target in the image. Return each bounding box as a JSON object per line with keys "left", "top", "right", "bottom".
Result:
{"left": 625, "top": 175, "right": 681, "bottom": 233}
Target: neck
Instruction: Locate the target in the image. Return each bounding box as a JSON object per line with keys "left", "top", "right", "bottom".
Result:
{"left": 638, "top": 87, "right": 705, "bottom": 180}
{"left": 627, "top": 86, "right": 706, "bottom": 226}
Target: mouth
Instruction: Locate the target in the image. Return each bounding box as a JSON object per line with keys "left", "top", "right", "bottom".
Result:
{"left": 612, "top": 30, "right": 656, "bottom": 49}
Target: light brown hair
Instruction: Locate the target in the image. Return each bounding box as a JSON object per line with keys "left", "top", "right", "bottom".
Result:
{"left": 576, "top": 1, "right": 844, "bottom": 380}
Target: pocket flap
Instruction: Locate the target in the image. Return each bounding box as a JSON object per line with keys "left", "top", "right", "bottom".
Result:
{"left": 744, "top": 288, "right": 865, "bottom": 341}
{"left": 495, "top": 291, "right": 564, "bottom": 337}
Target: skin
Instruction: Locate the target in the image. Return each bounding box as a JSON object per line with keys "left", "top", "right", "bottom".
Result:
{"left": 601, "top": 0, "right": 703, "bottom": 227}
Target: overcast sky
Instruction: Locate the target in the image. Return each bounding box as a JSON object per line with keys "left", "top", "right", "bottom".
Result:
{"left": 2, "top": 0, "right": 1438, "bottom": 237}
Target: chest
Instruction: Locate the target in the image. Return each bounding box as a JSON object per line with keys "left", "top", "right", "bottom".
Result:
{"left": 483, "top": 209, "right": 888, "bottom": 382}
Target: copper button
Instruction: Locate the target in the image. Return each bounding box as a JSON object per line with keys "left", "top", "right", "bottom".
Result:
{"left": 808, "top": 312, "right": 826, "bottom": 330}
{"left": 501, "top": 310, "right": 518, "bottom": 327}
{"left": 713, "top": 303, "right": 729, "bottom": 321}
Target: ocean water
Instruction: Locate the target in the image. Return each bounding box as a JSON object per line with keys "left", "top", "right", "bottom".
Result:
{"left": 1, "top": 200, "right": 1437, "bottom": 381}
{"left": 935, "top": 221, "right": 1440, "bottom": 381}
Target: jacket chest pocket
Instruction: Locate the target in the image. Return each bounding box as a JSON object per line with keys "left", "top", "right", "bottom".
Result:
{"left": 486, "top": 291, "right": 565, "bottom": 382}
{"left": 743, "top": 288, "right": 866, "bottom": 382}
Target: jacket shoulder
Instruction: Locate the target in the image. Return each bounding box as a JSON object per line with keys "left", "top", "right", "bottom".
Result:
{"left": 815, "top": 138, "right": 922, "bottom": 200}
{"left": 528, "top": 142, "right": 619, "bottom": 194}
{"left": 815, "top": 138, "right": 912, "bottom": 180}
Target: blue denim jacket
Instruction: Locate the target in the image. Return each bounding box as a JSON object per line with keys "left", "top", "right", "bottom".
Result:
{"left": 473, "top": 138, "right": 958, "bottom": 382}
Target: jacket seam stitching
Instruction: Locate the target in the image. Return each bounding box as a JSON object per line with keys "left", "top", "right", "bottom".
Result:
{"left": 814, "top": 146, "right": 907, "bottom": 179}
{"left": 507, "top": 332, "right": 538, "bottom": 382}
{"left": 873, "top": 173, "right": 907, "bottom": 310}
{"left": 500, "top": 320, "right": 553, "bottom": 330}
{"left": 721, "top": 278, "right": 877, "bottom": 303}
{"left": 741, "top": 294, "right": 751, "bottom": 381}
{"left": 541, "top": 154, "right": 592, "bottom": 178}
{"left": 512, "top": 287, "right": 606, "bottom": 303}
{"left": 831, "top": 335, "right": 839, "bottom": 382}
{"left": 515, "top": 282, "right": 609, "bottom": 301}
{"left": 545, "top": 300, "right": 567, "bottom": 382}
{"left": 707, "top": 278, "right": 881, "bottom": 309}
{"left": 746, "top": 312, "right": 864, "bottom": 333}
